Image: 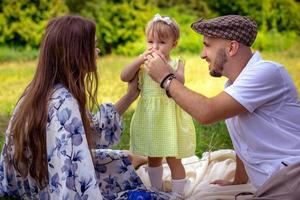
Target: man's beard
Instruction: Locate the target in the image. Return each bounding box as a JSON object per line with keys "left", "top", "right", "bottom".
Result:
{"left": 209, "top": 69, "right": 222, "bottom": 77}
{"left": 209, "top": 49, "right": 227, "bottom": 77}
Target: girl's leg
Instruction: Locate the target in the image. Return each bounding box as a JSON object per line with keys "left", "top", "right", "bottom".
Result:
{"left": 148, "top": 157, "right": 164, "bottom": 191}
{"left": 166, "top": 157, "right": 187, "bottom": 196}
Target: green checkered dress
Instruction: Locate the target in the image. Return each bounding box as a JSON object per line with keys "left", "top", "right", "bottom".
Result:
{"left": 130, "top": 58, "right": 196, "bottom": 158}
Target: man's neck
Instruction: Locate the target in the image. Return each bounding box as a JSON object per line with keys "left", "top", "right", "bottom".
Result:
{"left": 226, "top": 48, "right": 253, "bottom": 83}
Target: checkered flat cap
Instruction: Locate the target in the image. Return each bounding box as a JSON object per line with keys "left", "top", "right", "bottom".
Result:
{"left": 191, "top": 15, "right": 257, "bottom": 46}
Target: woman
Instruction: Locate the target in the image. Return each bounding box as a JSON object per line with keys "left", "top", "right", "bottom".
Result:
{"left": 0, "top": 15, "right": 169, "bottom": 200}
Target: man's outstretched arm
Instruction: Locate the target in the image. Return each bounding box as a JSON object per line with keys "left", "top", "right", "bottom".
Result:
{"left": 162, "top": 78, "right": 247, "bottom": 124}
{"left": 146, "top": 52, "right": 247, "bottom": 124}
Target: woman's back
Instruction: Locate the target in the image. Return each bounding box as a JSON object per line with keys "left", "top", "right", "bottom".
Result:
{"left": 0, "top": 85, "right": 103, "bottom": 199}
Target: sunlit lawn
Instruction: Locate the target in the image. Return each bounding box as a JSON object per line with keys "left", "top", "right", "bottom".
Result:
{"left": 1, "top": 50, "right": 300, "bottom": 156}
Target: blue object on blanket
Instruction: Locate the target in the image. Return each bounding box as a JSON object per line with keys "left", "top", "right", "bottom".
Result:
{"left": 127, "top": 190, "right": 157, "bottom": 200}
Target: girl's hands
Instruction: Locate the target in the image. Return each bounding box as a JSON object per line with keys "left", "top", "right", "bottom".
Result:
{"left": 141, "top": 48, "right": 156, "bottom": 62}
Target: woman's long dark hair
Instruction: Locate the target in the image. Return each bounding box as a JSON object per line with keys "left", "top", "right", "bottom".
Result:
{"left": 8, "top": 15, "right": 98, "bottom": 188}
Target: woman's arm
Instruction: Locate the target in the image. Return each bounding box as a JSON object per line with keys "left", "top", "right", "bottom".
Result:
{"left": 115, "top": 75, "right": 139, "bottom": 115}
{"left": 90, "top": 75, "right": 139, "bottom": 148}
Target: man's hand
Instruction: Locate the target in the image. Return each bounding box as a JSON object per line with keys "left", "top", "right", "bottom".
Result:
{"left": 211, "top": 155, "right": 248, "bottom": 186}
{"left": 145, "top": 51, "right": 172, "bottom": 83}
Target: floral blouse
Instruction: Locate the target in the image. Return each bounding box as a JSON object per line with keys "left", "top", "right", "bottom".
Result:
{"left": 0, "top": 85, "right": 170, "bottom": 200}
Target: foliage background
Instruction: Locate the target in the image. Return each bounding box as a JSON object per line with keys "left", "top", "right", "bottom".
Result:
{"left": 0, "top": 0, "right": 300, "bottom": 60}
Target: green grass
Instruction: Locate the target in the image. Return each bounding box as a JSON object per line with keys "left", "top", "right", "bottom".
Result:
{"left": 0, "top": 46, "right": 39, "bottom": 63}
{"left": 1, "top": 50, "right": 300, "bottom": 157}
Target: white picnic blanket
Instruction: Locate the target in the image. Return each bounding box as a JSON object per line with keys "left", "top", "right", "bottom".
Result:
{"left": 136, "top": 149, "right": 256, "bottom": 200}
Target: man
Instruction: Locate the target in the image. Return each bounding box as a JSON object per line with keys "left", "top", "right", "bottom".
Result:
{"left": 145, "top": 15, "right": 300, "bottom": 199}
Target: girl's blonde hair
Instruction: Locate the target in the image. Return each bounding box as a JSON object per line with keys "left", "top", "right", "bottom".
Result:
{"left": 145, "top": 15, "right": 180, "bottom": 42}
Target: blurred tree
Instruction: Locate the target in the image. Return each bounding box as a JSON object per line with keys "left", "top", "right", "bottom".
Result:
{"left": 65, "top": 0, "right": 94, "bottom": 14}
{"left": 148, "top": 0, "right": 212, "bottom": 18}
{"left": 0, "top": 0, "right": 298, "bottom": 53}
{"left": 74, "top": 0, "right": 212, "bottom": 55}
{"left": 0, "top": 0, "right": 67, "bottom": 47}
{"left": 206, "top": 0, "right": 300, "bottom": 33}
{"left": 0, "top": 0, "right": 3, "bottom": 12}
{"left": 261, "top": 0, "right": 300, "bottom": 32}
{"left": 79, "top": 0, "right": 154, "bottom": 55}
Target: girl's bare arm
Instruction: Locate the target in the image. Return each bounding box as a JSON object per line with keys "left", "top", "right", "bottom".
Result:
{"left": 120, "top": 56, "right": 145, "bottom": 82}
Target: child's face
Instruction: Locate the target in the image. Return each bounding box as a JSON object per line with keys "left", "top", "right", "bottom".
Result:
{"left": 146, "top": 35, "right": 176, "bottom": 58}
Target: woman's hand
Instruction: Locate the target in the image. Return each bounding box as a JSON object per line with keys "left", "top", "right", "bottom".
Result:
{"left": 127, "top": 74, "right": 140, "bottom": 101}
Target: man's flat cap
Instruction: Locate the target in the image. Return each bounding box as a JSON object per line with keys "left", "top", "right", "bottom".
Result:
{"left": 191, "top": 15, "right": 257, "bottom": 47}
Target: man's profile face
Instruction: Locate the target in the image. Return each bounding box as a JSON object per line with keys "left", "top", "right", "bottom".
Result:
{"left": 200, "top": 36, "right": 228, "bottom": 77}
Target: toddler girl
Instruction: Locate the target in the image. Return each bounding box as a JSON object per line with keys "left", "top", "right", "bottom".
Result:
{"left": 121, "top": 14, "right": 196, "bottom": 198}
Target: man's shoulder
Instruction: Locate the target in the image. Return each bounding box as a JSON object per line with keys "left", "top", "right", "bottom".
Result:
{"left": 236, "top": 56, "right": 286, "bottom": 86}
{"left": 246, "top": 59, "right": 284, "bottom": 80}
{"left": 253, "top": 58, "right": 283, "bottom": 70}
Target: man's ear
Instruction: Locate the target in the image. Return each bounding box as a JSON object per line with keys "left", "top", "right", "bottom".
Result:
{"left": 228, "top": 40, "right": 239, "bottom": 56}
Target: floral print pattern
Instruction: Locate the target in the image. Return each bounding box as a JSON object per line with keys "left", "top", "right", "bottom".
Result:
{"left": 0, "top": 85, "right": 169, "bottom": 199}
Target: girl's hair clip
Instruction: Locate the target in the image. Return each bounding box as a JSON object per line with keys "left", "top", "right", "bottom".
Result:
{"left": 151, "top": 13, "right": 173, "bottom": 25}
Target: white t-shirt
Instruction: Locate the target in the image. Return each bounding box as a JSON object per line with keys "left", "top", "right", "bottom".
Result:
{"left": 224, "top": 51, "right": 300, "bottom": 188}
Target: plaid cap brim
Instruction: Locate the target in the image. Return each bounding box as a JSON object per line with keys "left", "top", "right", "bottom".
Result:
{"left": 191, "top": 15, "right": 257, "bottom": 47}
